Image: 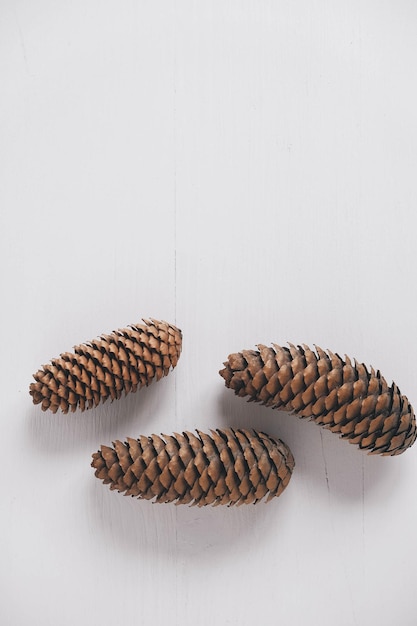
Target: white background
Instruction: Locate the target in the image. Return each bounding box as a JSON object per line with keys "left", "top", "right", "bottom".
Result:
{"left": 1, "top": 2, "right": 417, "bottom": 625}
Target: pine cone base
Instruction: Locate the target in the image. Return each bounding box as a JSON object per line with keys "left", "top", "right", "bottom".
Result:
{"left": 91, "top": 428, "right": 295, "bottom": 506}
{"left": 219, "top": 344, "right": 416, "bottom": 456}
{"left": 30, "top": 318, "right": 182, "bottom": 414}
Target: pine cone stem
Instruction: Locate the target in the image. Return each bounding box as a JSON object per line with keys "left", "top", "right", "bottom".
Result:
{"left": 219, "top": 344, "right": 416, "bottom": 456}
{"left": 30, "top": 318, "right": 182, "bottom": 414}
{"left": 91, "top": 428, "right": 295, "bottom": 506}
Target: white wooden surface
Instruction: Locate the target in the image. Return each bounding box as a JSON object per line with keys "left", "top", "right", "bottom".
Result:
{"left": 2, "top": 2, "right": 417, "bottom": 624}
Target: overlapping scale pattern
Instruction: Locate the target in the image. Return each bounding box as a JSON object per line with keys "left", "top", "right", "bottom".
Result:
{"left": 29, "top": 319, "right": 182, "bottom": 413}
{"left": 220, "top": 344, "right": 416, "bottom": 456}
{"left": 91, "top": 428, "right": 295, "bottom": 505}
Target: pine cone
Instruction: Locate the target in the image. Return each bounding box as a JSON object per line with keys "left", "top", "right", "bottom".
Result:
{"left": 91, "top": 428, "right": 295, "bottom": 506}
{"left": 219, "top": 344, "right": 416, "bottom": 456}
{"left": 29, "top": 318, "right": 182, "bottom": 414}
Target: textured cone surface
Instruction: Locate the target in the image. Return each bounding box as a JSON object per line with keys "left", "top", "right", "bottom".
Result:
{"left": 91, "top": 428, "right": 295, "bottom": 506}
{"left": 219, "top": 344, "right": 416, "bottom": 456}
{"left": 29, "top": 319, "right": 182, "bottom": 414}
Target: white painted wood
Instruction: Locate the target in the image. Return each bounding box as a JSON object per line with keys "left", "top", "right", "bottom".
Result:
{"left": 1, "top": 2, "right": 417, "bottom": 624}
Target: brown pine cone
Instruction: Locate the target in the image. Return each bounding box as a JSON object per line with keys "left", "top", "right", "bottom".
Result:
{"left": 29, "top": 319, "right": 182, "bottom": 414}
{"left": 91, "top": 428, "right": 295, "bottom": 506}
{"left": 219, "top": 344, "right": 416, "bottom": 456}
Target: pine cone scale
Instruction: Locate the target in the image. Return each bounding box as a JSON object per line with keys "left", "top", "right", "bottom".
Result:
{"left": 219, "top": 344, "right": 416, "bottom": 456}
